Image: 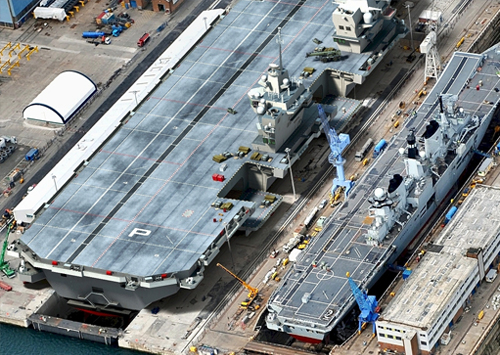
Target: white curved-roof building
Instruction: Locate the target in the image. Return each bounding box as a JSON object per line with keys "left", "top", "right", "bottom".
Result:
{"left": 23, "top": 70, "right": 97, "bottom": 124}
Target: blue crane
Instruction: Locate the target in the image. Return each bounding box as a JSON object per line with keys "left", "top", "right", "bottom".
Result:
{"left": 346, "top": 272, "right": 379, "bottom": 336}
{"left": 318, "top": 104, "right": 354, "bottom": 197}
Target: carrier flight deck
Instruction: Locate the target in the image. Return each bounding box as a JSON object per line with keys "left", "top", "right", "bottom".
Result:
{"left": 13, "top": 0, "right": 402, "bottom": 312}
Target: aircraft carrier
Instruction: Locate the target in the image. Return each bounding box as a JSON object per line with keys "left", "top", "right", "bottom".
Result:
{"left": 265, "top": 44, "right": 500, "bottom": 342}
{"left": 10, "top": 0, "right": 406, "bottom": 313}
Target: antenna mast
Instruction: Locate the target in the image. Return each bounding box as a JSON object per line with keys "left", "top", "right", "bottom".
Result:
{"left": 277, "top": 27, "right": 283, "bottom": 70}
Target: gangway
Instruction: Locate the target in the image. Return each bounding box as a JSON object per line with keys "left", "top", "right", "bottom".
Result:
{"left": 473, "top": 149, "right": 492, "bottom": 158}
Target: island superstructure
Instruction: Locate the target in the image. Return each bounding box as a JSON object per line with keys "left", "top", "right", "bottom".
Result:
{"left": 266, "top": 45, "right": 500, "bottom": 343}
{"left": 11, "top": 0, "right": 405, "bottom": 315}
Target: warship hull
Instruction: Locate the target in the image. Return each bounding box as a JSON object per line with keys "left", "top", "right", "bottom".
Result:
{"left": 266, "top": 49, "right": 500, "bottom": 342}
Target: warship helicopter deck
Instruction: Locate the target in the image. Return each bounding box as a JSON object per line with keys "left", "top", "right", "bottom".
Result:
{"left": 266, "top": 47, "right": 500, "bottom": 342}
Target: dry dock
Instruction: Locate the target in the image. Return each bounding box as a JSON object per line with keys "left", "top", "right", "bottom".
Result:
{"left": 1, "top": 1, "right": 500, "bottom": 355}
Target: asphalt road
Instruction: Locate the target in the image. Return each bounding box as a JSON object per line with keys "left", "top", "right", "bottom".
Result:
{"left": 1, "top": 0, "right": 231, "bottom": 215}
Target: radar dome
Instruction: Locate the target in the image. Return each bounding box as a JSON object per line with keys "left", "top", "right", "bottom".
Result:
{"left": 374, "top": 188, "right": 385, "bottom": 199}
{"left": 419, "top": 151, "right": 426, "bottom": 159}
{"left": 260, "top": 98, "right": 266, "bottom": 104}
{"left": 363, "top": 12, "right": 373, "bottom": 24}
{"left": 261, "top": 74, "right": 267, "bottom": 82}
{"left": 282, "top": 78, "right": 290, "bottom": 86}
{"left": 257, "top": 106, "right": 266, "bottom": 115}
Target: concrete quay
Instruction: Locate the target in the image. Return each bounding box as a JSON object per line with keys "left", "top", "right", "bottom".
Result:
{"left": 1, "top": 1, "right": 500, "bottom": 355}
{"left": 0, "top": 270, "right": 54, "bottom": 328}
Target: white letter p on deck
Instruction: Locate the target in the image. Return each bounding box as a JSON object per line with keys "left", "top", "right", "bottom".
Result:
{"left": 129, "top": 228, "right": 151, "bottom": 237}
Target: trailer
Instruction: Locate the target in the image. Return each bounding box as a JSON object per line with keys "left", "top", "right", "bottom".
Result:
{"left": 82, "top": 31, "right": 106, "bottom": 39}
{"left": 304, "top": 207, "right": 319, "bottom": 228}
{"left": 0, "top": 280, "right": 12, "bottom": 291}
{"left": 355, "top": 138, "right": 374, "bottom": 161}
{"left": 372, "top": 139, "right": 387, "bottom": 158}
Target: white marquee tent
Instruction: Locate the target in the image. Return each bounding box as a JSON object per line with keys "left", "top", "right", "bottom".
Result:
{"left": 23, "top": 70, "right": 97, "bottom": 124}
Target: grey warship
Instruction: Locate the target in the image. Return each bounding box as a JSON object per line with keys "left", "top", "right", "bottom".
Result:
{"left": 266, "top": 45, "right": 500, "bottom": 342}
{"left": 11, "top": 0, "right": 405, "bottom": 315}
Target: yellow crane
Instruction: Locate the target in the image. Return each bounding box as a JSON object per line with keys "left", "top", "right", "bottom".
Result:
{"left": 216, "top": 263, "right": 258, "bottom": 309}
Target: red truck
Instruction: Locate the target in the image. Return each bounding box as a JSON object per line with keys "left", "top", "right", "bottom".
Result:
{"left": 137, "top": 33, "right": 150, "bottom": 47}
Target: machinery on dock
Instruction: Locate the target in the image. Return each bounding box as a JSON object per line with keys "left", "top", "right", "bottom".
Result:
{"left": 318, "top": 104, "right": 354, "bottom": 197}
{"left": 347, "top": 272, "right": 379, "bottom": 336}
{"left": 217, "top": 263, "right": 258, "bottom": 309}
{"left": 1, "top": 222, "right": 15, "bottom": 278}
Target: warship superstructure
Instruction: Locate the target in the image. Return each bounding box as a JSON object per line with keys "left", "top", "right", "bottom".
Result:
{"left": 12, "top": 0, "right": 405, "bottom": 314}
{"left": 266, "top": 46, "right": 500, "bottom": 343}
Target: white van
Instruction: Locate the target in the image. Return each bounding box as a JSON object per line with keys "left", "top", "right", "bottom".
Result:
{"left": 478, "top": 158, "right": 494, "bottom": 177}
{"left": 486, "top": 269, "right": 497, "bottom": 283}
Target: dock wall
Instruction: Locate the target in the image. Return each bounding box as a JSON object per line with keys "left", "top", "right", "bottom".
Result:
{"left": 469, "top": 9, "right": 500, "bottom": 54}
{"left": 0, "top": 309, "right": 29, "bottom": 328}
{"left": 29, "top": 314, "right": 121, "bottom": 345}
{"left": 472, "top": 309, "right": 500, "bottom": 355}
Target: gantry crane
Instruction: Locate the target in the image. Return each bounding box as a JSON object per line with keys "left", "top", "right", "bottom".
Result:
{"left": 318, "top": 104, "right": 354, "bottom": 197}
{"left": 217, "top": 263, "right": 258, "bottom": 309}
{"left": 1, "top": 222, "right": 16, "bottom": 278}
{"left": 346, "top": 272, "right": 379, "bottom": 336}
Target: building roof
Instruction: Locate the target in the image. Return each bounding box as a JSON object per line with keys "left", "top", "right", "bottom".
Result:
{"left": 380, "top": 185, "right": 500, "bottom": 329}
{"left": 23, "top": 70, "right": 97, "bottom": 124}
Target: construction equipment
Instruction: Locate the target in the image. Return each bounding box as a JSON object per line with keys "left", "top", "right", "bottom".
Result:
{"left": 1, "top": 222, "right": 16, "bottom": 278}
{"left": 346, "top": 272, "right": 379, "bottom": 336}
{"left": 217, "top": 263, "right": 258, "bottom": 309}
{"left": 420, "top": 30, "right": 441, "bottom": 82}
{"left": 314, "top": 216, "right": 327, "bottom": 232}
{"left": 456, "top": 37, "right": 465, "bottom": 50}
{"left": 305, "top": 47, "right": 343, "bottom": 62}
{"left": 87, "top": 36, "right": 111, "bottom": 45}
{"left": 318, "top": 104, "right": 354, "bottom": 197}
